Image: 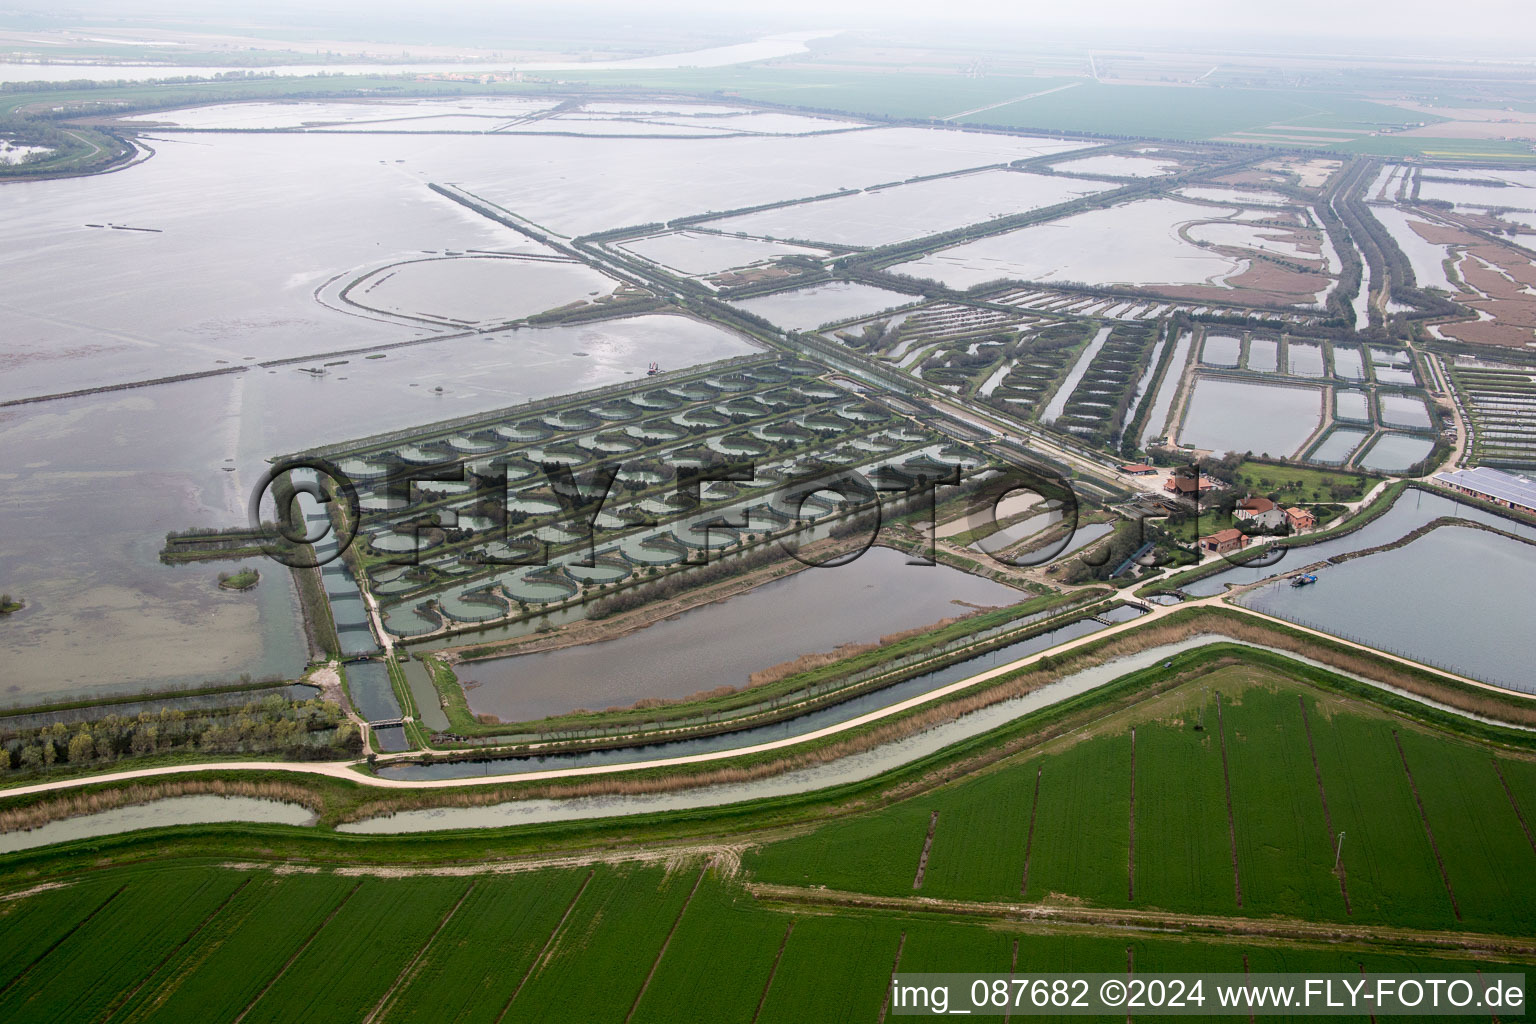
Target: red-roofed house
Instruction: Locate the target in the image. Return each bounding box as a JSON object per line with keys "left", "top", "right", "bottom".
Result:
{"left": 1232, "top": 496, "right": 1276, "bottom": 520}
{"left": 1199, "top": 529, "right": 1250, "bottom": 555}
{"left": 1120, "top": 463, "right": 1157, "bottom": 476}
{"left": 1285, "top": 507, "right": 1317, "bottom": 531}
{"left": 1164, "top": 474, "right": 1213, "bottom": 496}
{"left": 1233, "top": 495, "right": 1286, "bottom": 530}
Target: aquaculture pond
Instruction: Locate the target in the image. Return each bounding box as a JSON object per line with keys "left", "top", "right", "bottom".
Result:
{"left": 1308, "top": 427, "right": 1370, "bottom": 465}
{"left": 1139, "top": 331, "right": 1193, "bottom": 445}
{"left": 1237, "top": 525, "right": 1536, "bottom": 693}
{"left": 456, "top": 546, "right": 1026, "bottom": 722}
{"left": 731, "top": 281, "right": 915, "bottom": 331}
{"left": 1200, "top": 333, "right": 1242, "bottom": 368}
{"left": 704, "top": 168, "right": 1111, "bottom": 248}
{"left": 380, "top": 609, "right": 1142, "bottom": 785}
{"left": 1335, "top": 390, "right": 1370, "bottom": 422}
{"left": 1379, "top": 393, "right": 1432, "bottom": 429}
{"left": 1358, "top": 432, "right": 1435, "bottom": 472}
{"left": 1178, "top": 378, "right": 1322, "bottom": 457}
{"left": 892, "top": 198, "right": 1244, "bottom": 290}
{"left": 1245, "top": 337, "right": 1278, "bottom": 372}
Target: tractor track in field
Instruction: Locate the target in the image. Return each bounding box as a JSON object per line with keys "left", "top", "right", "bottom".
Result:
{"left": 750, "top": 921, "right": 794, "bottom": 1024}
{"left": 913, "top": 810, "right": 940, "bottom": 890}
{"left": 231, "top": 881, "right": 361, "bottom": 1024}
{"left": 1020, "top": 768, "right": 1042, "bottom": 897}
{"left": 0, "top": 884, "right": 124, "bottom": 1002}
{"left": 494, "top": 868, "right": 593, "bottom": 1024}
{"left": 1128, "top": 728, "right": 1137, "bottom": 903}
{"left": 1491, "top": 758, "right": 1536, "bottom": 858}
{"left": 624, "top": 862, "right": 710, "bottom": 1023}
{"left": 1215, "top": 693, "right": 1243, "bottom": 908}
{"left": 102, "top": 876, "right": 253, "bottom": 1023}
{"left": 744, "top": 884, "right": 1536, "bottom": 962}
{"left": 1393, "top": 731, "right": 1462, "bottom": 921}
{"left": 876, "top": 931, "right": 907, "bottom": 1024}
{"left": 364, "top": 880, "right": 477, "bottom": 1024}
{"left": 1299, "top": 696, "right": 1351, "bottom": 915}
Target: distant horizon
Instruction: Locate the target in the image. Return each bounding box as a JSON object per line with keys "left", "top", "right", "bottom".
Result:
{"left": 3, "top": 1, "right": 1535, "bottom": 61}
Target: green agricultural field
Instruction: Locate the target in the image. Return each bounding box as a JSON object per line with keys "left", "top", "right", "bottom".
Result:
{"left": 958, "top": 84, "right": 1435, "bottom": 141}
{"left": 1, "top": 651, "right": 1534, "bottom": 1021}
{"left": 743, "top": 660, "right": 1536, "bottom": 932}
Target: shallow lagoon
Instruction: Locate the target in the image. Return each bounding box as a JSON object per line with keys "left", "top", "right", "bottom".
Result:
{"left": 0, "top": 314, "right": 755, "bottom": 697}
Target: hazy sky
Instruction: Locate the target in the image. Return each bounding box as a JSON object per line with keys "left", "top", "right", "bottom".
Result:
{"left": 16, "top": 0, "right": 1536, "bottom": 55}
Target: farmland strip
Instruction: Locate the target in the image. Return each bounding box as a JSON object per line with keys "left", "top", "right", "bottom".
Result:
{"left": 1128, "top": 728, "right": 1136, "bottom": 902}
{"left": 231, "top": 882, "right": 361, "bottom": 1024}
{"left": 1125, "top": 946, "right": 1134, "bottom": 1024}
{"left": 494, "top": 867, "right": 594, "bottom": 1024}
{"left": 1299, "top": 696, "right": 1352, "bottom": 915}
{"left": 1492, "top": 758, "right": 1536, "bottom": 858}
{"left": 912, "top": 811, "right": 940, "bottom": 890}
{"left": 746, "top": 883, "right": 1536, "bottom": 960}
{"left": 749, "top": 921, "right": 795, "bottom": 1024}
{"left": 0, "top": 884, "right": 125, "bottom": 999}
{"left": 1003, "top": 939, "right": 1019, "bottom": 1024}
{"left": 1242, "top": 955, "right": 1255, "bottom": 1024}
{"left": 1020, "top": 769, "right": 1042, "bottom": 897}
{"left": 623, "top": 863, "right": 709, "bottom": 1024}
{"left": 1392, "top": 731, "right": 1463, "bottom": 921}
{"left": 1478, "top": 969, "right": 1500, "bottom": 1024}
{"left": 98, "top": 876, "right": 253, "bottom": 1023}
{"left": 875, "top": 931, "right": 907, "bottom": 1024}
{"left": 1215, "top": 694, "right": 1243, "bottom": 908}
{"left": 362, "top": 880, "right": 476, "bottom": 1024}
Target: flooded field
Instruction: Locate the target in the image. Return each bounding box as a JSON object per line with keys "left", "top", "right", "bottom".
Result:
{"left": 892, "top": 197, "right": 1244, "bottom": 290}
{"left": 732, "top": 280, "right": 914, "bottom": 330}
{"left": 618, "top": 231, "right": 823, "bottom": 275}
{"left": 1179, "top": 378, "right": 1322, "bottom": 456}
{"left": 121, "top": 97, "right": 560, "bottom": 129}
{"left": 702, "top": 168, "right": 1110, "bottom": 248}
{"left": 456, "top": 546, "right": 1026, "bottom": 722}
{"left": 1238, "top": 525, "right": 1536, "bottom": 692}
{"left": 445, "top": 126, "right": 1104, "bottom": 237}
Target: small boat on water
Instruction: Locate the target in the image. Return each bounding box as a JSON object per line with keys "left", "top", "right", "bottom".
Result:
{"left": 1290, "top": 573, "right": 1318, "bottom": 588}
